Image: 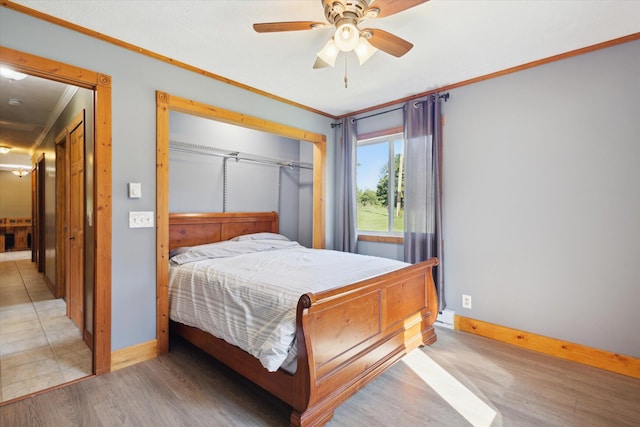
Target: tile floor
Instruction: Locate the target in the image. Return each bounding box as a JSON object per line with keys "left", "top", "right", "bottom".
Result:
{"left": 0, "top": 251, "right": 92, "bottom": 403}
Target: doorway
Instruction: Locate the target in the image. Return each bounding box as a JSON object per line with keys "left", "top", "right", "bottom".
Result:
{"left": 67, "top": 111, "right": 86, "bottom": 332}
{"left": 0, "top": 46, "right": 112, "bottom": 401}
{"left": 52, "top": 110, "right": 88, "bottom": 332}
{"left": 35, "top": 154, "right": 45, "bottom": 273}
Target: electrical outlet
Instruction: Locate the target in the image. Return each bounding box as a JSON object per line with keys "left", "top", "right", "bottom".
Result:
{"left": 129, "top": 211, "right": 154, "bottom": 228}
{"left": 462, "top": 294, "right": 472, "bottom": 309}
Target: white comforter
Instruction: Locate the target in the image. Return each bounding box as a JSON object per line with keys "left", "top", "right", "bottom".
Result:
{"left": 168, "top": 238, "right": 408, "bottom": 372}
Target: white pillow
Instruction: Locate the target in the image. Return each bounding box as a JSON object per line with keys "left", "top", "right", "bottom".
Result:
{"left": 170, "top": 238, "right": 299, "bottom": 265}
{"left": 170, "top": 240, "right": 249, "bottom": 264}
{"left": 169, "top": 246, "right": 193, "bottom": 258}
{"left": 230, "top": 232, "right": 290, "bottom": 242}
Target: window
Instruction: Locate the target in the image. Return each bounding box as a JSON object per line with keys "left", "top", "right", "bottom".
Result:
{"left": 356, "top": 132, "right": 404, "bottom": 235}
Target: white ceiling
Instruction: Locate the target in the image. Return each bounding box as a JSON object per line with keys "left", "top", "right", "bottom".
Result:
{"left": 7, "top": 0, "right": 640, "bottom": 119}
{"left": 0, "top": 73, "right": 70, "bottom": 166}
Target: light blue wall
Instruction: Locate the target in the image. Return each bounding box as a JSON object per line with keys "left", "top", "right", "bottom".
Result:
{"left": 0, "top": 171, "right": 31, "bottom": 217}
{"left": 443, "top": 40, "right": 640, "bottom": 357}
{"left": 355, "top": 107, "right": 404, "bottom": 135}
{"left": 169, "top": 111, "right": 313, "bottom": 244}
{"left": 0, "top": 7, "right": 335, "bottom": 350}
{"left": 298, "top": 141, "right": 315, "bottom": 248}
{"left": 357, "top": 240, "right": 403, "bottom": 261}
{"left": 343, "top": 39, "right": 640, "bottom": 357}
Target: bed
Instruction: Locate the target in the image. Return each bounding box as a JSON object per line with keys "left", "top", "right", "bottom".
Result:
{"left": 167, "top": 211, "right": 438, "bottom": 427}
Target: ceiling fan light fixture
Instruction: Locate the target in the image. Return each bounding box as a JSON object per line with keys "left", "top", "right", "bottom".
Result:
{"left": 317, "top": 38, "right": 339, "bottom": 67}
{"left": 331, "top": 1, "right": 345, "bottom": 14}
{"left": 365, "top": 7, "right": 380, "bottom": 19}
{"left": 334, "top": 22, "right": 359, "bottom": 52}
{"left": 313, "top": 57, "right": 330, "bottom": 69}
{"left": 355, "top": 37, "right": 377, "bottom": 65}
{"left": 253, "top": 0, "right": 423, "bottom": 74}
{"left": 11, "top": 168, "right": 30, "bottom": 178}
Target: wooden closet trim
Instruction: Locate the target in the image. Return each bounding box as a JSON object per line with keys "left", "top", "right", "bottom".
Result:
{"left": 0, "top": 46, "right": 112, "bottom": 375}
{"left": 155, "top": 91, "right": 327, "bottom": 354}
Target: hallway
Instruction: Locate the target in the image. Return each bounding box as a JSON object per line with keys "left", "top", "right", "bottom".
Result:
{"left": 0, "top": 251, "right": 91, "bottom": 403}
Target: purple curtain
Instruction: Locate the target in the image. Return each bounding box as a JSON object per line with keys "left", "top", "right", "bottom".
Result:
{"left": 404, "top": 94, "right": 445, "bottom": 309}
{"left": 335, "top": 117, "right": 358, "bottom": 253}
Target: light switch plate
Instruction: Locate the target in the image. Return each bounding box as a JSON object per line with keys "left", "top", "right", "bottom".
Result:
{"left": 128, "top": 182, "right": 142, "bottom": 199}
{"left": 129, "top": 211, "right": 154, "bottom": 228}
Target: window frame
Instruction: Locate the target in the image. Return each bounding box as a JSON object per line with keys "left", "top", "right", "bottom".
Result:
{"left": 355, "top": 127, "right": 405, "bottom": 243}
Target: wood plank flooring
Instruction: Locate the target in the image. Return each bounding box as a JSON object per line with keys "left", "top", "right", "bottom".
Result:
{"left": 1, "top": 326, "right": 639, "bottom": 426}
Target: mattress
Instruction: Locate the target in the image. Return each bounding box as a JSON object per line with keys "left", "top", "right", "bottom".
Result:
{"left": 168, "top": 237, "right": 408, "bottom": 372}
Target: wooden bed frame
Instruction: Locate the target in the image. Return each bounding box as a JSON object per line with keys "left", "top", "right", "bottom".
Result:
{"left": 167, "top": 212, "right": 439, "bottom": 427}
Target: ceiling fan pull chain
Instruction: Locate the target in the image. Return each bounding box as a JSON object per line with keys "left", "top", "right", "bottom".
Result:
{"left": 344, "top": 54, "right": 348, "bottom": 88}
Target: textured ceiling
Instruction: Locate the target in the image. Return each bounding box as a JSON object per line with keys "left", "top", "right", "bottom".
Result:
{"left": 10, "top": 0, "right": 639, "bottom": 117}
{"left": 0, "top": 73, "right": 69, "bottom": 166}
{"left": 2, "top": 0, "right": 640, "bottom": 156}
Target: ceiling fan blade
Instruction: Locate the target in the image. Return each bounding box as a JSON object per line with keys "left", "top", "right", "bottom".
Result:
{"left": 253, "top": 21, "right": 325, "bottom": 33}
{"left": 368, "top": 0, "right": 429, "bottom": 19}
{"left": 364, "top": 29, "right": 413, "bottom": 57}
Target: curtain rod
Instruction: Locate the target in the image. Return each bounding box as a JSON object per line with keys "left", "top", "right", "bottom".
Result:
{"left": 169, "top": 140, "right": 313, "bottom": 170}
{"left": 331, "top": 92, "right": 450, "bottom": 128}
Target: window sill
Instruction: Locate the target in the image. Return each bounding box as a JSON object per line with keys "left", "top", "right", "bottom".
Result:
{"left": 357, "top": 233, "right": 403, "bottom": 244}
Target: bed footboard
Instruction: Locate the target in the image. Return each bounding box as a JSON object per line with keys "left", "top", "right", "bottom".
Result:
{"left": 291, "top": 258, "right": 439, "bottom": 427}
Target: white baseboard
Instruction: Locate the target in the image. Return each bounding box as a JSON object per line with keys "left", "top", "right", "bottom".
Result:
{"left": 435, "top": 309, "right": 455, "bottom": 329}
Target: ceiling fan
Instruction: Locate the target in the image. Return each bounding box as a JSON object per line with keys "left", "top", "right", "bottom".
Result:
{"left": 253, "top": 0, "right": 428, "bottom": 69}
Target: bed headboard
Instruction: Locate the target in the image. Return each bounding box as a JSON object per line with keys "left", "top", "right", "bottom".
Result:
{"left": 168, "top": 211, "right": 279, "bottom": 250}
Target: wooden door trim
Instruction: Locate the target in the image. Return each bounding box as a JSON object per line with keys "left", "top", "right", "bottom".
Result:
{"left": 68, "top": 111, "right": 86, "bottom": 333}
{"left": 54, "top": 128, "right": 69, "bottom": 300}
{"left": 68, "top": 110, "right": 85, "bottom": 133}
{"left": 31, "top": 164, "right": 36, "bottom": 262}
{"left": 0, "top": 46, "right": 112, "bottom": 375}
{"left": 36, "top": 154, "right": 46, "bottom": 274}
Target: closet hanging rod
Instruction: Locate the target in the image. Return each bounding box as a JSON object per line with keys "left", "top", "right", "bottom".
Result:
{"left": 169, "top": 140, "right": 313, "bottom": 170}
